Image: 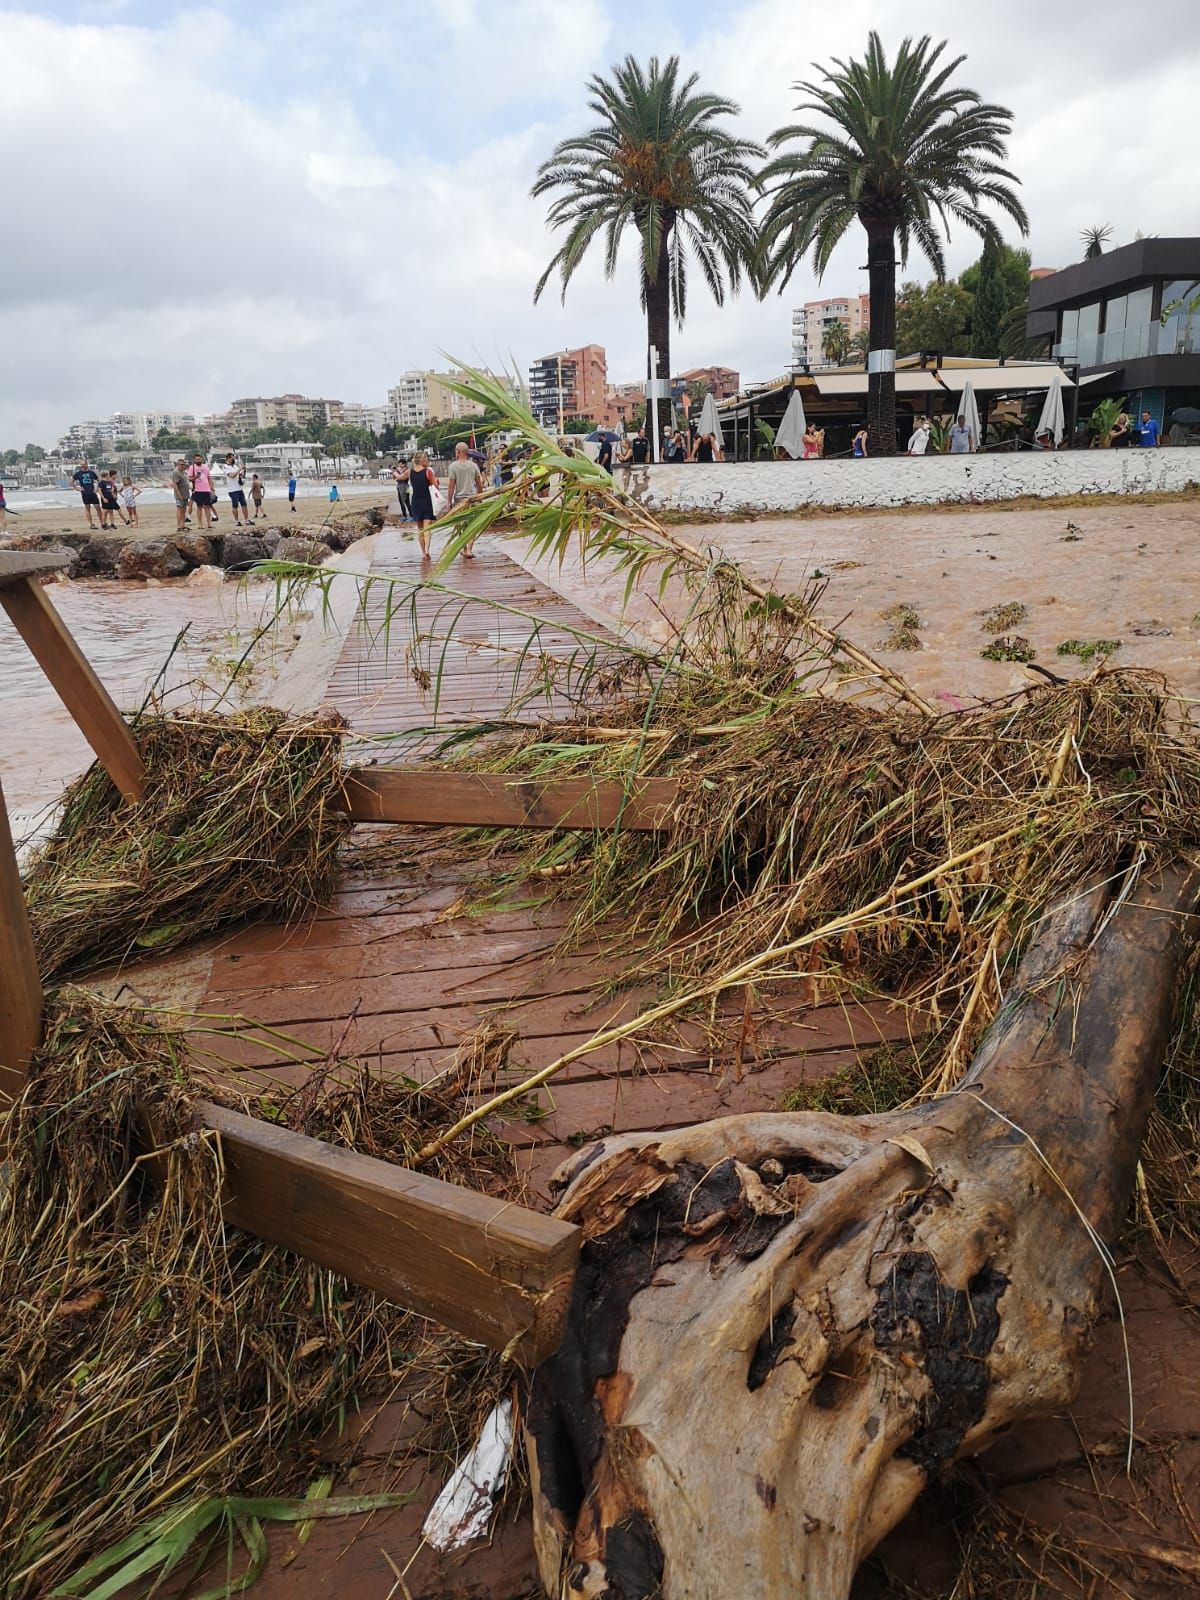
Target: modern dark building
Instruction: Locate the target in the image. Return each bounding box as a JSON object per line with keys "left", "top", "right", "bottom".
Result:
{"left": 1027, "top": 238, "right": 1200, "bottom": 443}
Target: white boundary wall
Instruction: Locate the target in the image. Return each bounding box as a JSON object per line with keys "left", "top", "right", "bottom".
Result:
{"left": 623, "top": 451, "right": 1200, "bottom": 514}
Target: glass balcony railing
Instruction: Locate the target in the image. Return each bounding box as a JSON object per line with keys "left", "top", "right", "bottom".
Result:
{"left": 1055, "top": 316, "right": 1200, "bottom": 367}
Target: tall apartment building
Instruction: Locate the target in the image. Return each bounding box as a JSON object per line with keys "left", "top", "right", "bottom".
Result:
{"left": 385, "top": 371, "right": 485, "bottom": 430}
{"left": 227, "top": 394, "right": 344, "bottom": 436}
{"left": 528, "top": 344, "right": 609, "bottom": 431}
{"left": 791, "top": 294, "right": 870, "bottom": 367}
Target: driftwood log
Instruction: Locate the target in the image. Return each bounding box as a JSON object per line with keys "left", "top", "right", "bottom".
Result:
{"left": 526, "top": 862, "right": 1200, "bottom": 1599}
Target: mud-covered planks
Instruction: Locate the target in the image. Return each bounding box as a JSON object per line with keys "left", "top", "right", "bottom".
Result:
{"left": 339, "top": 768, "right": 678, "bottom": 831}
{"left": 198, "top": 1101, "right": 580, "bottom": 1363}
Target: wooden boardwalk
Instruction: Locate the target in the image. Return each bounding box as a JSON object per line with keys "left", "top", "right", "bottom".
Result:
{"left": 188, "top": 533, "right": 915, "bottom": 1596}
{"left": 322, "top": 529, "right": 640, "bottom": 763}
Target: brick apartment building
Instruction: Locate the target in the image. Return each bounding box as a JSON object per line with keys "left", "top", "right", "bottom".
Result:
{"left": 529, "top": 344, "right": 610, "bottom": 430}
{"left": 676, "top": 365, "right": 740, "bottom": 398}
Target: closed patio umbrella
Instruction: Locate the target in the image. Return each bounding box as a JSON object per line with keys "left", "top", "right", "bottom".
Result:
{"left": 774, "top": 389, "right": 807, "bottom": 459}
{"left": 959, "top": 379, "right": 982, "bottom": 449}
{"left": 697, "top": 393, "right": 722, "bottom": 442}
{"left": 1036, "top": 369, "right": 1066, "bottom": 447}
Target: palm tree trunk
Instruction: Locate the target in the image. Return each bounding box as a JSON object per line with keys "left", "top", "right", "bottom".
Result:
{"left": 645, "top": 230, "right": 672, "bottom": 455}
{"left": 864, "top": 217, "right": 898, "bottom": 457}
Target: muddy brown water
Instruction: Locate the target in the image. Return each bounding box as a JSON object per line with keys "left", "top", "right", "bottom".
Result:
{"left": 0, "top": 576, "right": 282, "bottom": 828}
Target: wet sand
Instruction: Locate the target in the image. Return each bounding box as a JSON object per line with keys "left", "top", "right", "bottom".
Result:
{"left": 511, "top": 499, "right": 1200, "bottom": 706}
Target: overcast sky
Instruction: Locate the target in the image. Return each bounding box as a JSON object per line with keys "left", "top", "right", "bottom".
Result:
{"left": 5, "top": 0, "right": 1199, "bottom": 446}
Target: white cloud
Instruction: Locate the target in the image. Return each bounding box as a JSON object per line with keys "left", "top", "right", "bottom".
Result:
{"left": 3, "top": 1, "right": 1199, "bottom": 446}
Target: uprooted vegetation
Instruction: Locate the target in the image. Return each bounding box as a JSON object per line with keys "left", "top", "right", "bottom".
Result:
{"left": 876, "top": 601, "right": 923, "bottom": 650}
{"left": 980, "top": 633, "right": 1035, "bottom": 662}
{"left": 1057, "top": 636, "right": 1123, "bottom": 662}
{"left": 979, "top": 600, "right": 1028, "bottom": 633}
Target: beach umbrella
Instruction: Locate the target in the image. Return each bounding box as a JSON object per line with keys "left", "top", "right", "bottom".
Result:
{"left": 697, "top": 393, "right": 722, "bottom": 442}
{"left": 1036, "top": 369, "right": 1067, "bottom": 446}
{"left": 1170, "top": 406, "right": 1200, "bottom": 425}
{"left": 774, "top": 389, "right": 807, "bottom": 459}
{"left": 958, "top": 380, "right": 982, "bottom": 449}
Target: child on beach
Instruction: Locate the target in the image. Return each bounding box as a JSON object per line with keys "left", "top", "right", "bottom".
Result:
{"left": 250, "top": 474, "right": 265, "bottom": 519}
{"left": 328, "top": 481, "right": 340, "bottom": 505}
{"left": 0, "top": 481, "right": 6, "bottom": 531}
{"left": 120, "top": 476, "right": 140, "bottom": 526}
{"left": 287, "top": 474, "right": 297, "bottom": 513}
{"left": 98, "top": 471, "right": 122, "bottom": 528}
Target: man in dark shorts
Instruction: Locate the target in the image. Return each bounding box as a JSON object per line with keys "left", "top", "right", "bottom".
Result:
{"left": 72, "top": 459, "right": 102, "bottom": 528}
{"left": 223, "top": 453, "right": 250, "bottom": 525}
{"left": 393, "top": 459, "right": 411, "bottom": 521}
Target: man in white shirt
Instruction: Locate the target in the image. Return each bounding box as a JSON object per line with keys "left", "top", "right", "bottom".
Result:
{"left": 446, "top": 441, "right": 484, "bottom": 559}
{"left": 223, "top": 453, "right": 250, "bottom": 525}
{"left": 907, "top": 418, "right": 931, "bottom": 456}
{"left": 948, "top": 414, "right": 974, "bottom": 454}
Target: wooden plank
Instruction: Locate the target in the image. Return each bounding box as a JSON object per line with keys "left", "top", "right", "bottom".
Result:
{"left": 0, "top": 550, "right": 73, "bottom": 588}
{"left": 0, "top": 777, "right": 42, "bottom": 1101}
{"left": 197, "top": 1101, "right": 579, "bottom": 1363}
{"left": 0, "top": 576, "right": 146, "bottom": 803}
{"left": 340, "top": 769, "right": 678, "bottom": 831}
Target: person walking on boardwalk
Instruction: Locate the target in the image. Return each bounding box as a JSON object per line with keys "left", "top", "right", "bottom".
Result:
{"left": 170, "top": 459, "right": 191, "bottom": 531}
{"left": 408, "top": 450, "right": 438, "bottom": 559}
{"left": 446, "top": 441, "right": 484, "bottom": 559}
{"left": 72, "top": 459, "right": 102, "bottom": 528}
{"left": 393, "top": 459, "right": 412, "bottom": 521}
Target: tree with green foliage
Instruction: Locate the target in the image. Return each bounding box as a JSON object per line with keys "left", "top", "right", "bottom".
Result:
{"left": 532, "top": 54, "right": 762, "bottom": 398}
{"left": 759, "top": 32, "right": 1027, "bottom": 453}
{"left": 896, "top": 279, "right": 974, "bottom": 356}
{"left": 23, "top": 443, "right": 46, "bottom": 463}
{"left": 821, "top": 321, "right": 851, "bottom": 365}
{"left": 970, "top": 239, "right": 1008, "bottom": 358}
{"left": 1081, "top": 223, "right": 1112, "bottom": 260}
{"left": 564, "top": 417, "right": 594, "bottom": 435}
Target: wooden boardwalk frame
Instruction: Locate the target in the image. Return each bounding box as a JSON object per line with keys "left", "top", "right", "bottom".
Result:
{"left": 341, "top": 768, "right": 678, "bottom": 830}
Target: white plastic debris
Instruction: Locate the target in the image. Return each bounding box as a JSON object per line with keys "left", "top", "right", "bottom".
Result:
{"left": 421, "top": 1397, "right": 513, "bottom": 1552}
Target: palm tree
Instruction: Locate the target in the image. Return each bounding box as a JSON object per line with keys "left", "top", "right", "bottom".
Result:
{"left": 822, "top": 320, "right": 850, "bottom": 365}
{"left": 849, "top": 328, "right": 871, "bottom": 363}
{"left": 1080, "top": 223, "right": 1113, "bottom": 260}
{"left": 759, "top": 33, "right": 1027, "bottom": 454}
{"left": 532, "top": 55, "right": 763, "bottom": 407}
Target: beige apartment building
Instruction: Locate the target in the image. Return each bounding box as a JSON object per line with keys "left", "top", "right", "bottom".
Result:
{"left": 227, "top": 394, "right": 344, "bottom": 436}
{"left": 386, "top": 370, "right": 487, "bottom": 430}
{"left": 791, "top": 294, "right": 870, "bottom": 368}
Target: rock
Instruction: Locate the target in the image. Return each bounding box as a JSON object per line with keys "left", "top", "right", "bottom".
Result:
{"left": 259, "top": 527, "right": 282, "bottom": 553}
{"left": 74, "top": 538, "right": 126, "bottom": 577}
{"left": 186, "top": 564, "right": 226, "bottom": 586}
{"left": 273, "top": 537, "right": 332, "bottom": 566}
{"left": 117, "top": 539, "right": 189, "bottom": 581}
{"left": 220, "top": 532, "right": 274, "bottom": 571}
{"left": 173, "top": 532, "right": 221, "bottom": 568}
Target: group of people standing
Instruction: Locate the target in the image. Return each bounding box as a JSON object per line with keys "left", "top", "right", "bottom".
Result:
{"left": 70, "top": 462, "right": 143, "bottom": 528}
{"left": 169, "top": 455, "right": 266, "bottom": 533}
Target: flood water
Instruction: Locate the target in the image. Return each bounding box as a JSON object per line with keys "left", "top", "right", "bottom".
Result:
{"left": 0, "top": 577, "right": 281, "bottom": 834}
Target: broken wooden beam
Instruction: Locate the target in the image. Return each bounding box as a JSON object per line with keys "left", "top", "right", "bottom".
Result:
{"left": 0, "top": 776, "right": 41, "bottom": 1101}
{"left": 198, "top": 1100, "right": 580, "bottom": 1364}
{"left": 0, "top": 561, "right": 146, "bottom": 803}
{"left": 339, "top": 768, "right": 678, "bottom": 831}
